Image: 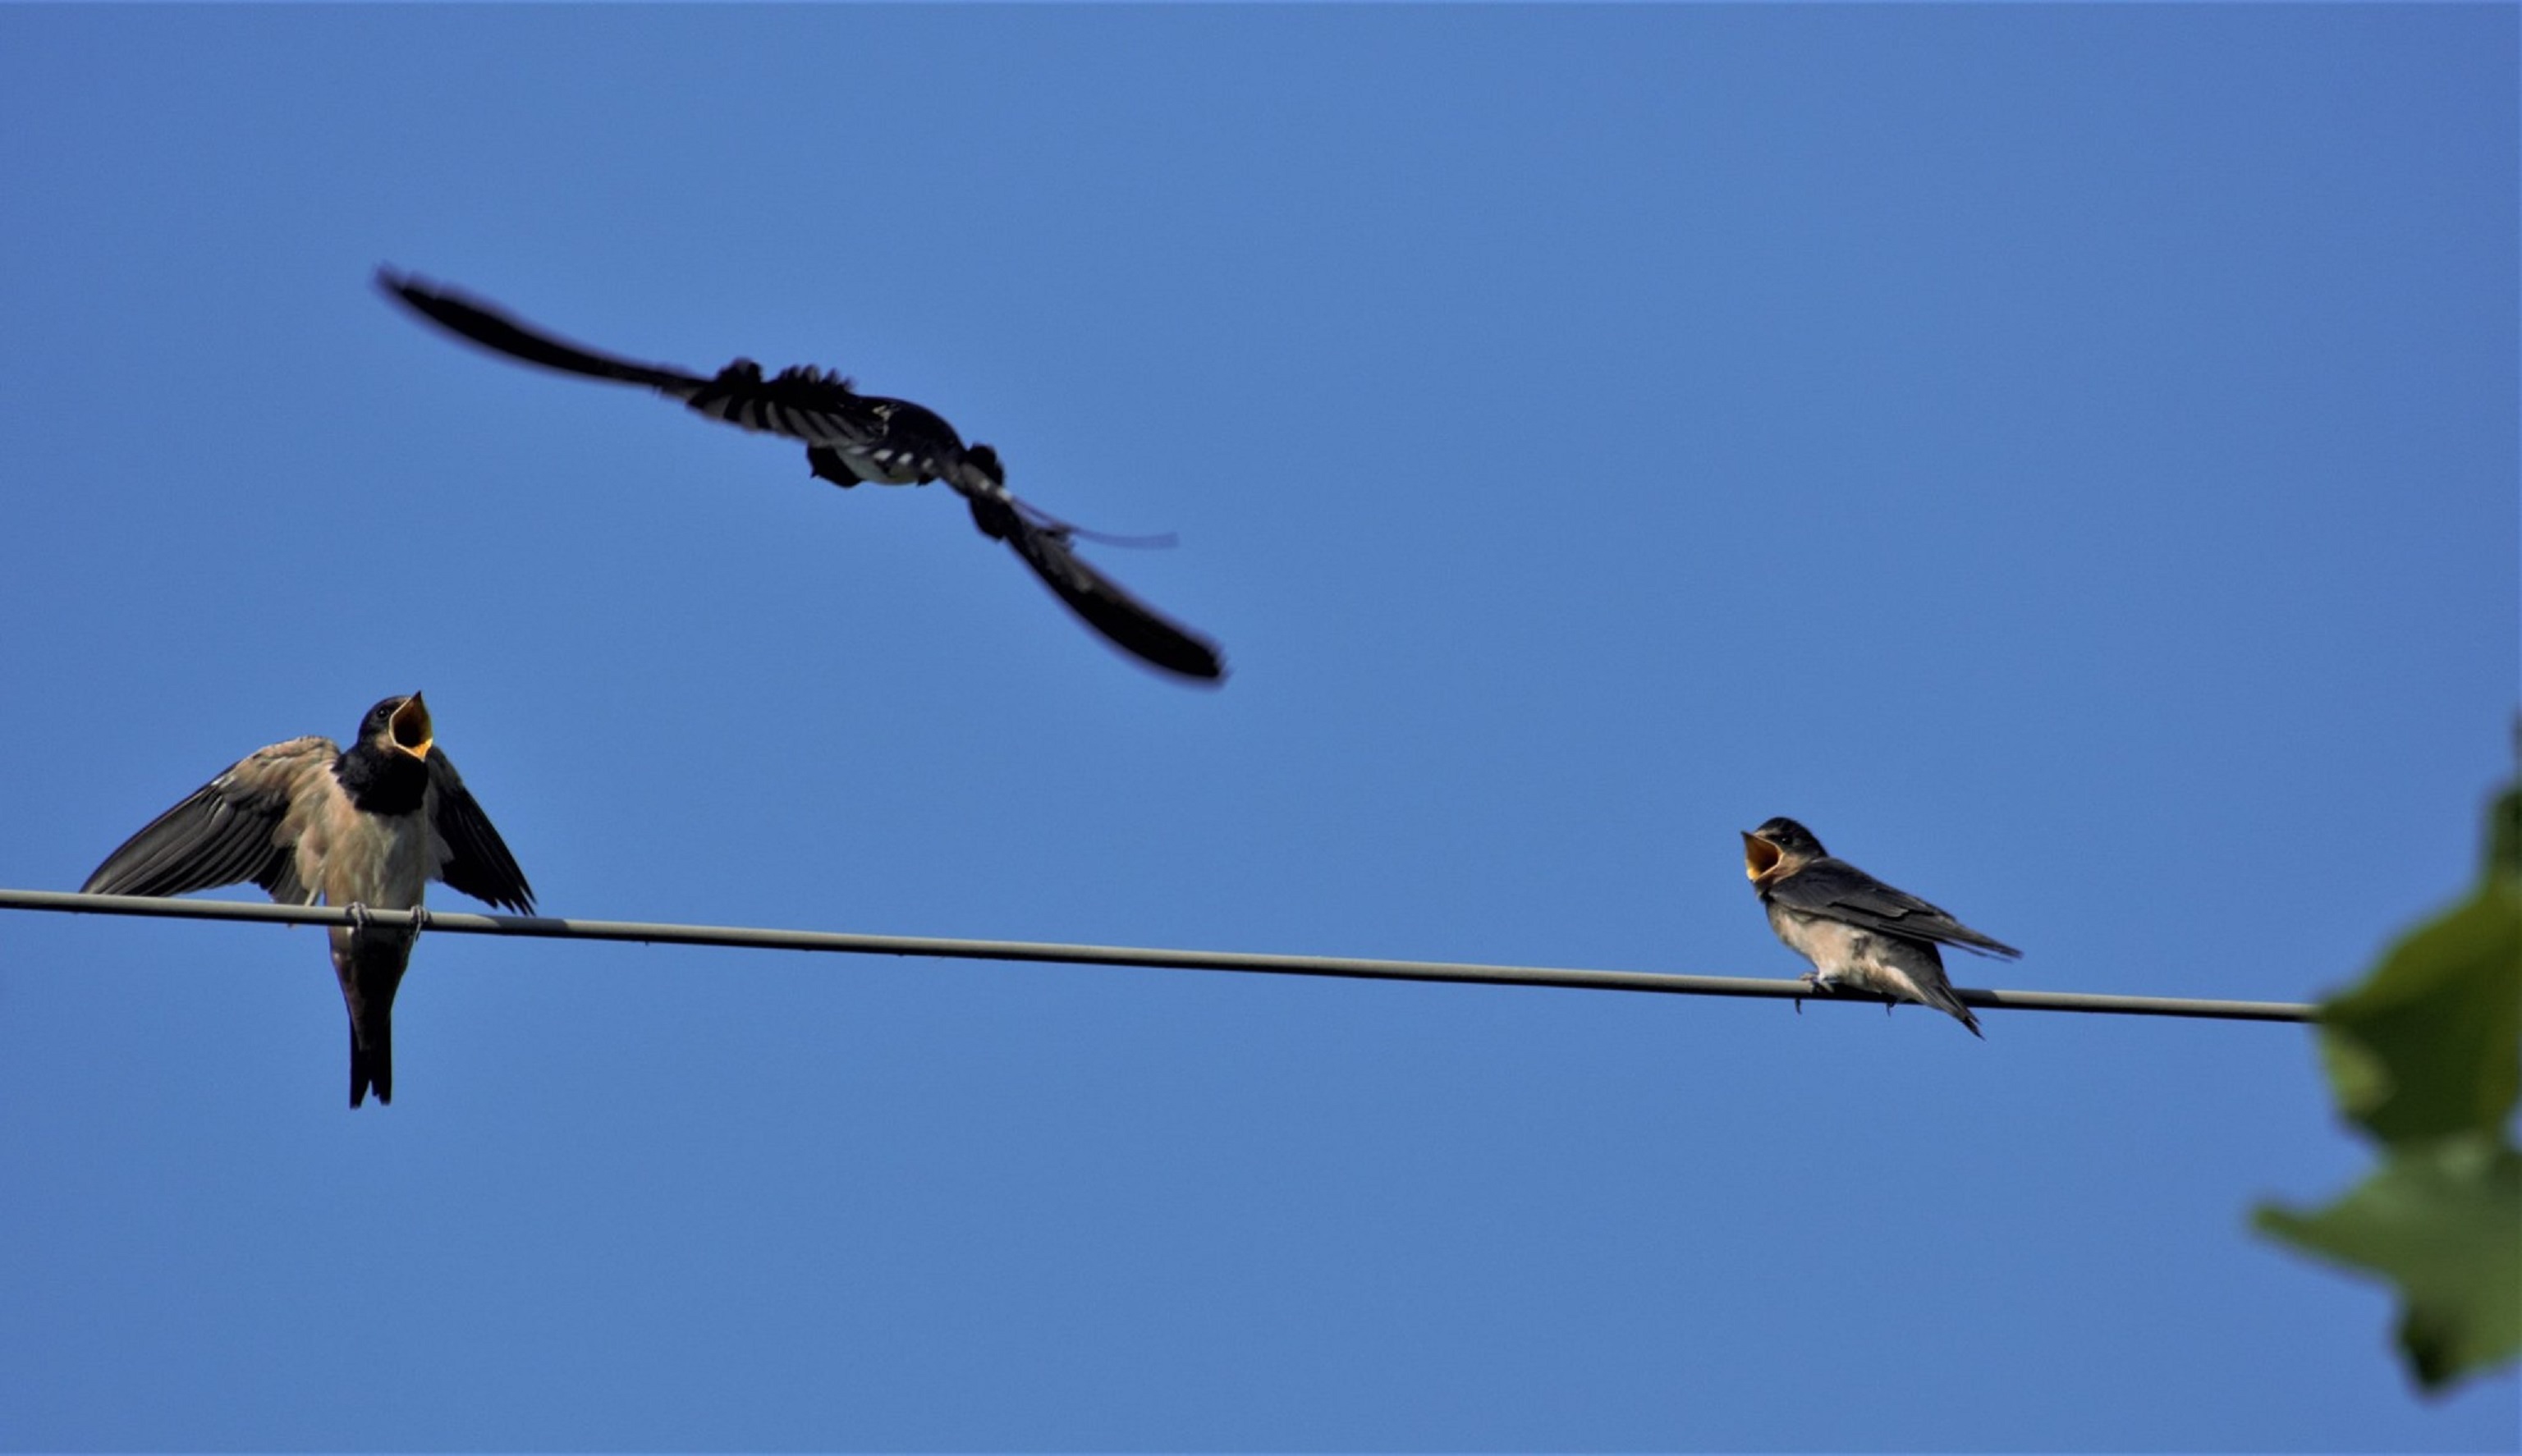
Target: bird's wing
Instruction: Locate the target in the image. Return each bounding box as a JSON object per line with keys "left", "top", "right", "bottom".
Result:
{"left": 378, "top": 270, "right": 925, "bottom": 462}
{"left": 80, "top": 737, "right": 338, "bottom": 903}
{"left": 1768, "top": 858, "right": 2020, "bottom": 958}
{"left": 378, "top": 270, "right": 707, "bottom": 391}
{"left": 965, "top": 490, "right": 1227, "bottom": 682}
{"left": 681, "top": 367, "right": 937, "bottom": 460}
{"left": 424, "top": 751, "right": 535, "bottom": 913}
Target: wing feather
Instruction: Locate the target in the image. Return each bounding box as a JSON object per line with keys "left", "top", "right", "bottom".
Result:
{"left": 681, "top": 367, "right": 965, "bottom": 473}
{"left": 81, "top": 738, "right": 337, "bottom": 902}
{"left": 424, "top": 751, "right": 534, "bottom": 913}
{"left": 378, "top": 270, "right": 706, "bottom": 392}
{"left": 1769, "top": 858, "right": 2020, "bottom": 959}
{"left": 967, "top": 492, "right": 1226, "bottom": 681}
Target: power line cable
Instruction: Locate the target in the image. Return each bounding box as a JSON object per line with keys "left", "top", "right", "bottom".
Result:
{"left": 0, "top": 888, "right": 2315, "bottom": 1023}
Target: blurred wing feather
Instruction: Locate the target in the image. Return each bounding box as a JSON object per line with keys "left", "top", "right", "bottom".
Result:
{"left": 681, "top": 369, "right": 915, "bottom": 455}
{"left": 970, "top": 493, "right": 1226, "bottom": 682}
{"left": 378, "top": 270, "right": 704, "bottom": 391}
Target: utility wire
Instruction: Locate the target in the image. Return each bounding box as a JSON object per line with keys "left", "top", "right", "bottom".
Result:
{"left": 0, "top": 888, "right": 2315, "bottom": 1023}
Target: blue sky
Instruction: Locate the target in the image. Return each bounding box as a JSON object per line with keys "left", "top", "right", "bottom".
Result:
{"left": 0, "top": 6, "right": 2514, "bottom": 1451}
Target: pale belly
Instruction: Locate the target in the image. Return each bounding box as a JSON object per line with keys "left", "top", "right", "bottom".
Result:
{"left": 298, "top": 812, "right": 431, "bottom": 910}
{"left": 1767, "top": 904, "right": 1929, "bottom": 1003}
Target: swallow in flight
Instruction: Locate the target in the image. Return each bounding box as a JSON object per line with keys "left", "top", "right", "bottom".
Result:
{"left": 377, "top": 270, "right": 1226, "bottom": 683}
{"left": 82, "top": 694, "right": 534, "bottom": 1106}
{"left": 1740, "top": 816, "right": 2020, "bottom": 1037}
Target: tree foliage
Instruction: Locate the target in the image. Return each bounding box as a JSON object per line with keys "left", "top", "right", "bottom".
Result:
{"left": 2255, "top": 763, "right": 2522, "bottom": 1392}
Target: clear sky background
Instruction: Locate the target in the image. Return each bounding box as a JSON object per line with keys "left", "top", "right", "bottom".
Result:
{"left": 0, "top": 7, "right": 2514, "bottom": 1452}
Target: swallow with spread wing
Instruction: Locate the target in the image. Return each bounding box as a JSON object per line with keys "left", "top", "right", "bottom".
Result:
{"left": 82, "top": 694, "right": 534, "bottom": 1106}
{"left": 1740, "top": 816, "right": 2020, "bottom": 1037}
{"left": 377, "top": 270, "right": 1225, "bottom": 683}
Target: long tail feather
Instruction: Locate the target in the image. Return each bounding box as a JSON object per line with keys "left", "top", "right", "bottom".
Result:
{"left": 334, "top": 924, "right": 412, "bottom": 1108}
{"left": 348, "top": 1016, "right": 394, "bottom": 1107}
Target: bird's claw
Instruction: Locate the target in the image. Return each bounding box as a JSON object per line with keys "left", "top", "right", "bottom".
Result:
{"left": 344, "top": 902, "right": 428, "bottom": 935}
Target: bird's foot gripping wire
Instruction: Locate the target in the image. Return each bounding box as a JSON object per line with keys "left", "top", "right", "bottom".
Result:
{"left": 342, "top": 903, "right": 429, "bottom": 936}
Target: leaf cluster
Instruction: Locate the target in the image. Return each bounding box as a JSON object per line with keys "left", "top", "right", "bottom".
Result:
{"left": 2255, "top": 764, "right": 2522, "bottom": 1392}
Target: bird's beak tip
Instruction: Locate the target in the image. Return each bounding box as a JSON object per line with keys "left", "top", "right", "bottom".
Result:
{"left": 387, "top": 694, "right": 435, "bottom": 759}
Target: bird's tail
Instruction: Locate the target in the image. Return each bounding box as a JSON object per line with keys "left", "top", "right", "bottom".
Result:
{"left": 332, "top": 924, "right": 415, "bottom": 1107}
{"left": 349, "top": 1011, "right": 395, "bottom": 1107}
{"left": 1919, "top": 980, "right": 1984, "bottom": 1038}
{"left": 1011, "top": 498, "right": 1180, "bottom": 549}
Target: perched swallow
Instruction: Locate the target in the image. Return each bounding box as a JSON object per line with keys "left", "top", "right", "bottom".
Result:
{"left": 376, "top": 270, "right": 1227, "bottom": 683}
{"left": 1740, "top": 816, "right": 2020, "bottom": 1037}
{"left": 82, "top": 694, "right": 534, "bottom": 1106}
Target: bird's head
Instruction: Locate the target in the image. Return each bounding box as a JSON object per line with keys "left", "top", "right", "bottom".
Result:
{"left": 1742, "top": 816, "right": 1824, "bottom": 885}
{"left": 360, "top": 693, "right": 434, "bottom": 762}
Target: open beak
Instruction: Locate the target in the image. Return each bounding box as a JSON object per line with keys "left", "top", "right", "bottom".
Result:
{"left": 387, "top": 693, "right": 434, "bottom": 761}
{"left": 1741, "top": 831, "right": 1782, "bottom": 881}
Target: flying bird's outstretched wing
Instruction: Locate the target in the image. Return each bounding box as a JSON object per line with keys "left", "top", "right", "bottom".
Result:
{"left": 80, "top": 738, "right": 339, "bottom": 904}
{"left": 968, "top": 492, "right": 1227, "bottom": 682}
{"left": 1766, "top": 858, "right": 2021, "bottom": 959}
{"left": 378, "top": 272, "right": 704, "bottom": 391}
{"left": 379, "top": 271, "right": 931, "bottom": 470}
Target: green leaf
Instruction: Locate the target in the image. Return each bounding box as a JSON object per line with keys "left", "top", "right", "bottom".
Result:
{"left": 2256, "top": 1137, "right": 2522, "bottom": 1392}
{"left": 2316, "top": 784, "right": 2522, "bottom": 1147}
{"left": 2484, "top": 780, "right": 2522, "bottom": 885}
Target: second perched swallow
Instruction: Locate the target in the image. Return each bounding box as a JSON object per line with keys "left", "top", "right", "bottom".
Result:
{"left": 1740, "top": 816, "right": 2020, "bottom": 1037}
{"left": 377, "top": 270, "right": 1226, "bottom": 683}
{"left": 82, "top": 694, "right": 534, "bottom": 1106}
